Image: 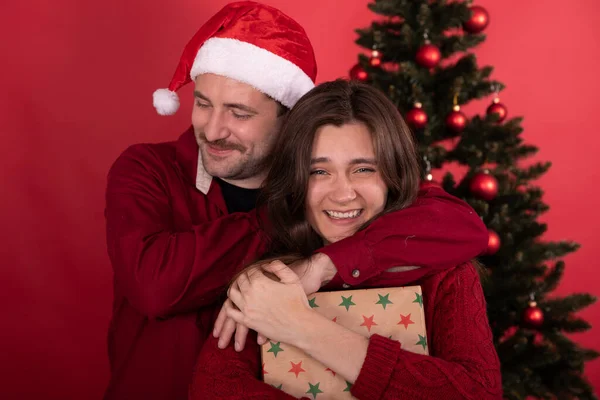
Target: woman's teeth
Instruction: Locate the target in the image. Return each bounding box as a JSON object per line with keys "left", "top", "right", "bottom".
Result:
{"left": 325, "top": 210, "right": 362, "bottom": 219}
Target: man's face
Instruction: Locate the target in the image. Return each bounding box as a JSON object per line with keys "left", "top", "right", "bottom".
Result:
{"left": 192, "top": 73, "right": 282, "bottom": 188}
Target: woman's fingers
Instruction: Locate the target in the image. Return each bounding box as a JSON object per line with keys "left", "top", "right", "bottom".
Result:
{"left": 228, "top": 285, "right": 245, "bottom": 311}
{"left": 234, "top": 323, "right": 249, "bottom": 352}
{"left": 257, "top": 333, "right": 268, "bottom": 346}
{"left": 213, "top": 300, "right": 229, "bottom": 337}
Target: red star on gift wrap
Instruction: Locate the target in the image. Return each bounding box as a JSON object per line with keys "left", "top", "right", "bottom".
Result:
{"left": 325, "top": 367, "right": 336, "bottom": 376}
{"left": 360, "top": 315, "right": 378, "bottom": 332}
{"left": 262, "top": 363, "right": 268, "bottom": 375}
{"left": 398, "top": 313, "right": 414, "bottom": 330}
{"left": 288, "top": 361, "right": 306, "bottom": 378}
{"left": 332, "top": 317, "right": 337, "bottom": 323}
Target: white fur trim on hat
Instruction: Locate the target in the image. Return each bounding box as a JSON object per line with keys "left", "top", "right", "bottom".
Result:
{"left": 190, "top": 37, "right": 314, "bottom": 109}
{"left": 153, "top": 89, "right": 180, "bottom": 116}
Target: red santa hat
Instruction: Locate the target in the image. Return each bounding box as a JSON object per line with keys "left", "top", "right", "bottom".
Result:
{"left": 153, "top": 1, "right": 317, "bottom": 115}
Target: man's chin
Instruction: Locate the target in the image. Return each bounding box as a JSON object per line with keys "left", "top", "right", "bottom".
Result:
{"left": 201, "top": 159, "right": 243, "bottom": 181}
{"left": 202, "top": 164, "right": 232, "bottom": 179}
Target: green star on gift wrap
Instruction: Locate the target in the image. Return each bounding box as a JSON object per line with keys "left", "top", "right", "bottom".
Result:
{"left": 344, "top": 381, "right": 353, "bottom": 392}
{"left": 412, "top": 292, "right": 423, "bottom": 308}
{"left": 339, "top": 295, "right": 356, "bottom": 311}
{"left": 267, "top": 341, "right": 284, "bottom": 357}
{"left": 375, "top": 293, "right": 393, "bottom": 310}
{"left": 306, "top": 382, "right": 324, "bottom": 399}
{"left": 272, "top": 383, "right": 283, "bottom": 390}
{"left": 416, "top": 334, "right": 427, "bottom": 350}
{"left": 308, "top": 297, "right": 319, "bottom": 308}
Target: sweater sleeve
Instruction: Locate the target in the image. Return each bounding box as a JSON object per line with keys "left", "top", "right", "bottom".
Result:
{"left": 318, "top": 185, "right": 488, "bottom": 288}
{"left": 190, "top": 332, "right": 308, "bottom": 400}
{"left": 351, "top": 263, "right": 503, "bottom": 400}
{"left": 105, "top": 144, "right": 268, "bottom": 319}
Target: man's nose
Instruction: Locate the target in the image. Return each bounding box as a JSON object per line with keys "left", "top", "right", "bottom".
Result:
{"left": 203, "top": 110, "right": 230, "bottom": 142}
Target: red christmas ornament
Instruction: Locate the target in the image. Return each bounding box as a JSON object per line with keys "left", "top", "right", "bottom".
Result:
{"left": 498, "top": 326, "right": 517, "bottom": 343}
{"left": 487, "top": 97, "right": 508, "bottom": 122}
{"left": 349, "top": 64, "right": 368, "bottom": 82}
{"left": 463, "top": 5, "right": 490, "bottom": 34}
{"left": 469, "top": 171, "right": 498, "bottom": 201}
{"left": 405, "top": 102, "right": 428, "bottom": 129}
{"left": 486, "top": 229, "right": 501, "bottom": 255}
{"left": 445, "top": 105, "right": 467, "bottom": 133}
{"left": 415, "top": 43, "right": 441, "bottom": 68}
{"left": 370, "top": 49, "right": 383, "bottom": 67}
{"left": 523, "top": 302, "right": 544, "bottom": 328}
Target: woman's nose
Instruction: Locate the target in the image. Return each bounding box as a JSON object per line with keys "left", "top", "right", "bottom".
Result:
{"left": 330, "top": 176, "right": 357, "bottom": 204}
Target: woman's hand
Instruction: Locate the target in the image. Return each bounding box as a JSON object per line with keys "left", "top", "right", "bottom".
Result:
{"left": 213, "top": 255, "right": 336, "bottom": 351}
{"left": 226, "top": 261, "right": 313, "bottom": 347}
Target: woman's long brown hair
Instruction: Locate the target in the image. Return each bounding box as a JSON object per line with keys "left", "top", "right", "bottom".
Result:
{"left": 259, "top": 79, "right": 421, "bottom": 261}
{"left": 230, "top": 79, "right": 422, "bottom": 286}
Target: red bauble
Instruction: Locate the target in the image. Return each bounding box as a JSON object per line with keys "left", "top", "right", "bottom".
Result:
{"left": 499, "top": 326, "right": 517, "bottom": 343}
{"left": 445, "top": 106, "right": 467, "bottom": 133}
{"left": 463, "top": 5, "right": 490, "bottom": 34}
{"left": 349, "top": 64, "right": 368, "bottom": 81}
{"left": 487, "top": 98, "right": 508, "bottom": 122}
{"left": 370, "top": 49, "right": 383, "bottom": 67}
{"left": 415, "top": 43, "right": 441, "bottom": 68}
{"left": 469, "top": 172, "right": 498, "bottom": 201}
{"left": 405, "top": 103, "right": 428, "bottom": 129}
{"left": 523, "top": 302, "right": 544, "bottom": 328}
{"left": 486, "top": 229, "right": 501, "bottom": 255}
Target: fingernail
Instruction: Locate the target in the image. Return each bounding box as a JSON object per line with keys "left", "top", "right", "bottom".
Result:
{"left": 235, "top": 341, "right": 240, "bottom": 352}
{"left": 213, "top": 328, "right": 218, "bottom": 337}
{"left": 218, "top": 340, "right": 224, "bottom": 349}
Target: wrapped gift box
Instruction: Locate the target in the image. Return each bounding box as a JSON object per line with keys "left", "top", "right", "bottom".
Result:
{"left": 261, "top": 286, "right": 428, "bottom": 399}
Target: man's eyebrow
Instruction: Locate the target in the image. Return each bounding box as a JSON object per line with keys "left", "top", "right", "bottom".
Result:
{"left": 223, "top": 102, "right": 258, "bottom": 114}
{"left": 193, "top": 90, "right": 211, "bottom": 103}
{"left": 194, "top": 90, "right": 258, "bottom": 114}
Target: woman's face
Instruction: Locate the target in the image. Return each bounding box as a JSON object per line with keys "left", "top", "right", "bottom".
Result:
{"left": 306, "top": 122, "right": 388, "bottom": 244}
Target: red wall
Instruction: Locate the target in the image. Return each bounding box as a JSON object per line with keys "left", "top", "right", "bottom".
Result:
{"left": 1, "top": 0, "right": 598, "bottom": 397}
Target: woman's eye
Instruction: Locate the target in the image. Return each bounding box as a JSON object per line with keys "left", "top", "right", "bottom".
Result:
{"left": 195, "top": 101, "right": 210, "bottom": 108}
{"left": 356, "top": 167, "right": 375, "bottom": 173}
{"left": 310, "top": 169, "right": 327, "bottom": 175}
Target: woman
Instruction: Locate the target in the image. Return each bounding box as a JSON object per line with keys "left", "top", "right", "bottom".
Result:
{"left": 190, "top": 80, "right": 502, "bottom": 399}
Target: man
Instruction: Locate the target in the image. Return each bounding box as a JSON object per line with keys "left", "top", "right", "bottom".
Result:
{"left": 104, "top": 2, "right": 488, "bottom": 399}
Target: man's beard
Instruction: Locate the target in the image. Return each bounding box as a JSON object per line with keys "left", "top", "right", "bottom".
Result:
{"left": 197, "top": 132, "right": 271, "bottom": 181}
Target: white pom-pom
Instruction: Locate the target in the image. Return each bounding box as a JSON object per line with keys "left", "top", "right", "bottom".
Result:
{"left": 153, "top": 88, "right": 180, "bottom": 116}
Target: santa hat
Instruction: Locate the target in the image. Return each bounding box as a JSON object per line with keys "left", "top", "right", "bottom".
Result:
{"left": 153, "top": 1, "right": 317, "bottom": 115}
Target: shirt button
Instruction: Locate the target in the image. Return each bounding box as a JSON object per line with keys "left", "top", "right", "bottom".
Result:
{"left": 352, "top": 269, "right": 360, "bottom": 278}
{"left": 342, "top": 283, "right": 351, "bottom": 289}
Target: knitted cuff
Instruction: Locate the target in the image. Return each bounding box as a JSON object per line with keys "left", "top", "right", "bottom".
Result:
{"left": 351, "top": 334, "right": 402, "bottom": 400}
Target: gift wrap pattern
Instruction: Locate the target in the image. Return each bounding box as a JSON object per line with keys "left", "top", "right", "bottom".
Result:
{"left": 261, "top": 286, "right": 429, "bottom": 399}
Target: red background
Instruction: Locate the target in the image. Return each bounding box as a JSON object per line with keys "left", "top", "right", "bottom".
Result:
{"left": 1, "top": 0, "right": 598, "bottom": 398}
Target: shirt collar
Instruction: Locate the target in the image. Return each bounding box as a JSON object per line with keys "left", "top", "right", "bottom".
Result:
{"left": 195, "top": 149, "right": 212, "bottom": 194}
{"left": 175, "top": 126, "right": 213, "bottom": 195}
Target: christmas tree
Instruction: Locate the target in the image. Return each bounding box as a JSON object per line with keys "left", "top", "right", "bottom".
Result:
{"left": 350, "top": 1, "right": 598, "bottom": 398}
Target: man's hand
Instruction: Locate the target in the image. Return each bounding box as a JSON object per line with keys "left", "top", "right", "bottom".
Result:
{"left": 289, "top": 253, "right": 337, "bottom": 294}
{"left": 213, "top": 254, "right": 338, "bottom": 351}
